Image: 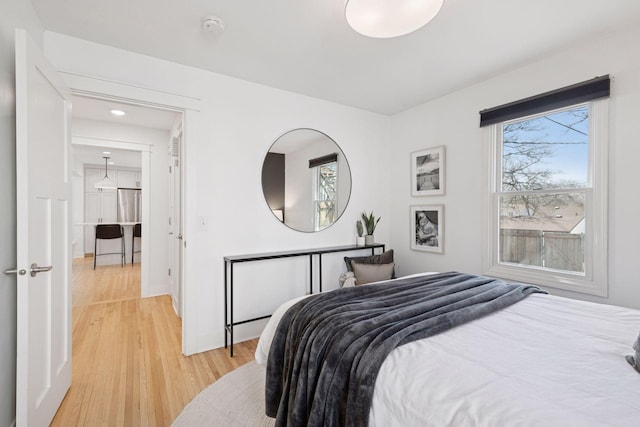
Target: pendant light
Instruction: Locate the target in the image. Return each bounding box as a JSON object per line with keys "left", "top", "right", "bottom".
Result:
{"left": 345, "top": 0, "right": 444, "bottom": 38}
{"left": 95, "top": 156, "right": 117, "bottom": 190}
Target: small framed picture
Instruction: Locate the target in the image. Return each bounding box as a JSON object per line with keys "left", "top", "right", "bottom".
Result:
{"left": 411, "top": 146, "right": 445, "bottom": 196}
{"left": 410, "top": 205, "right": 443, "bottom": 253}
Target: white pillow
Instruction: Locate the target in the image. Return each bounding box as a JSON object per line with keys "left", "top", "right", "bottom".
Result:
{"left": 339, "top": 271, "right": 357, "bottom": 288}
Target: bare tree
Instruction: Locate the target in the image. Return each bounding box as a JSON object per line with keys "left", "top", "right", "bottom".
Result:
{"left": 501, "top": 107, "right": 588, "bottom": 217}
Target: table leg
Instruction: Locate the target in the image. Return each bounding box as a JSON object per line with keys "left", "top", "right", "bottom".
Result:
{"left": 224, "top": 260, "right": 228, "bottom": 349}
{"left": 319, "top": 254, "right": 323, "bottom": 293}
{"left": 230, "top": 262, "right": 234, "bottom": 357}
{"left": 309, "top": 255, "right": 313, "bottom": 294}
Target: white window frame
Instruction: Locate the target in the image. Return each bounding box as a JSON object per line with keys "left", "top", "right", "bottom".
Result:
{"left": 481, "top": 100, "right": 608, "bottom": 296}
{"left": 313, "top": 161, "right": 338, "bottom": 231}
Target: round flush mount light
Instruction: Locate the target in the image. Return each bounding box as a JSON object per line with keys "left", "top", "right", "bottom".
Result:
{"left": 202, "top": 16, "right": 225, "bottom": 34}
{"left": 110, "top": 109, "right": 126, "bottom": 116}
{"left": 345, "top": 0, "right": 444, "bottom": 38}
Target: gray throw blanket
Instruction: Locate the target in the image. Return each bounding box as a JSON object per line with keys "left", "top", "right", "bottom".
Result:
{"left": 265, "top": 272, "right": 545, "bottom": 427}
{"left": 626, "top": 332, "right": 640, "bottom": 373}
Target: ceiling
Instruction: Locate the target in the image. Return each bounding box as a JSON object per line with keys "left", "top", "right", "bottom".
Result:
{"left": 73, "top": 144, "right": 141, "bottom": 169}
{"left": 72, "top": 96, "right": 180, "bottom": 131}
{"left": 70, "top": 96, "right": 179, "bottom": 169}
{"left": 32, "top": 0, "right": 640, "bottom": 115}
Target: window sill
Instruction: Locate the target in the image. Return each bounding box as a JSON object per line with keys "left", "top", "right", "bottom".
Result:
{"left": 484, "top": 263, "right": 608, "bottom": 297}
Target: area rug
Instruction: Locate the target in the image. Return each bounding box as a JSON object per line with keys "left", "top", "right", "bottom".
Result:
{"left": 172, "top": 361, "right": 275, "bottom": 426}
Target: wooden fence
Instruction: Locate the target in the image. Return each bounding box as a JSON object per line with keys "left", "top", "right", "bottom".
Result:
{"left": 500, "top": 229, "right": 584, "bottom": 272}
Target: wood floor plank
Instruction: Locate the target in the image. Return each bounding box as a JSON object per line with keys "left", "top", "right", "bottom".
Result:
{"left": 51, "top": 257, "right": 258, "bottom": 427}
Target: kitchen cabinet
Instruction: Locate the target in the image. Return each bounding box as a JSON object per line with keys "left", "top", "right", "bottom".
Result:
{"left": 117, "top": 169, "right": 141, "bottom": 188}
{"left": 84, "top": 189, "right": 117, "bottom": 254}
{"left": 83, "top": 166, "right": 141, "bottom": 254}
{"left": 84, "top": 167, "right": 106, "bottom": 192}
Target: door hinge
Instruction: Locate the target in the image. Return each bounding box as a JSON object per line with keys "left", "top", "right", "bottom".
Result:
{"left": 168, "top": 268, "right": 171, "bottom": 276}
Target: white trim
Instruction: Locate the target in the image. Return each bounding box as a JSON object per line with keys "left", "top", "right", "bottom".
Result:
{"left": 182, "top": 109, "right": 198, "bottom": 355}
{"left": 482, "top": 100, "right": 608, "bottom": 297}
{"left": 140, "top": 152, "right": 150, "bottom": 298}
{"left": 589, "top": 99, "right": 609, "bottom": 295}
{"left": 72, "top": 136, "right": 152, "bottom": 152}
{"left": 59, "top": 71, "right": 201, "bottom": 111}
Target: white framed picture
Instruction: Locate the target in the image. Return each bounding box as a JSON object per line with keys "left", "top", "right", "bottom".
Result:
{"left": 410, "top": 205, "right": 444, "bottom": 253}
{"left": 411, "top": 146, "right": 445, "bottom": 196}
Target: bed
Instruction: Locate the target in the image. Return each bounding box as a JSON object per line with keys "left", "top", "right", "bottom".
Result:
{"left": 256, "top": 272, "right": 640, "bottom": 426}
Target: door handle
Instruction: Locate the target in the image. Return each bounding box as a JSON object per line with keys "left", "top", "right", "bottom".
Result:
{"left": 29, "top": 263, "right": 53, "bottom": 277}
{"left": 4, "top": 268, "right": 27, "bottom": 275}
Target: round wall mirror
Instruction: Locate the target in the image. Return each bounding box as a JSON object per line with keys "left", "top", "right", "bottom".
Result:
{"left": 262, "top": 128, "right": 352, "bottom": 232}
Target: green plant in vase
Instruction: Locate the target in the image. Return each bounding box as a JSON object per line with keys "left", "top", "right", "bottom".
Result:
{"left": 361, "top": 211, "right": 380, "bottom": 245}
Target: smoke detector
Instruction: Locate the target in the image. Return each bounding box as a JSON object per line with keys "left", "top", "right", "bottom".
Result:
{"left": 202, "top": 16, "right": 225, "bottom": 34}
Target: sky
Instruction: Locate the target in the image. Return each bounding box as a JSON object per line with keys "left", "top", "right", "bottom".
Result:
{"left": 503, "top": 105, "right": 589, "bottom": 187}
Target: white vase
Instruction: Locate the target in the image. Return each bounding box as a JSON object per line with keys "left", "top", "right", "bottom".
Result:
{"left": 356, "top": 236, "right": 365, "bottom": 246}
{"left": 365, "top": 235, "right": 374, "bottom": 245}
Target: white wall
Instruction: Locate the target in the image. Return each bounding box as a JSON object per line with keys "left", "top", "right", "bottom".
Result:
{"left": 0, "top": 1, "right": 45, "bottom": 425}
{"left": 42, "top": 18, "right": 640, "bottom": 360}
{"left": 72, "top": 118, "right": 171, "bottom": 296}
{"left": 44, "top": 32, "right": 392, "bottom": 352}
{"left": 388, "top": 24, "right": 640, "bottom": 310}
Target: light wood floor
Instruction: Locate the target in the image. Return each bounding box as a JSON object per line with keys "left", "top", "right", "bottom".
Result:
{"left": 51, "top": 257, "right": 257, "bottom": 426}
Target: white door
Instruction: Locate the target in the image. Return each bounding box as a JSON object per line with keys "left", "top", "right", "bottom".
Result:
{"left": 168, "top": 133, "right": 182, "bottom": 316}
{"left": 15, "top": 29, "right": 72, "bottom": 426}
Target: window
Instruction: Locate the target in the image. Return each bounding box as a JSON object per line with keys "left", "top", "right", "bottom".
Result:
{"left": 314, "top": 162, "right": 337, "bottom": 231}
{"left": 481, "top": 78, "right": 609, "bottom": 296}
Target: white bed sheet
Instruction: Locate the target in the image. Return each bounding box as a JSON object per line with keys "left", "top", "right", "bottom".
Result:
{"left": 256, "top": 277, "right": 640, "bottom": 426}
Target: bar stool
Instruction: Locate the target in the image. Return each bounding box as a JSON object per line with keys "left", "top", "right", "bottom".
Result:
{"left": 132, "top": 223, "right": 142, "bottom": 264}
{"left": 94, "top": 224, "right": 125, "bottom": 270}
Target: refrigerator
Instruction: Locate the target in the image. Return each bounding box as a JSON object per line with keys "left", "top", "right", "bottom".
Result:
{"left": 117, "top": 188, "right": 142, "bottom": 222}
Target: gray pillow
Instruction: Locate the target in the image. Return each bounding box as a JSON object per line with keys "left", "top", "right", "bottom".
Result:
{"left": 344, "top": 250, "right": 395, "bottom": 278}
{"left": 351, "top": 262, "right": 395, "bottom": 285}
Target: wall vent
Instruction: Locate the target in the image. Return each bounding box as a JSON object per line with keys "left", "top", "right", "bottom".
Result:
{"left": 169, "top": 136, "right": 180, "bottom": 158}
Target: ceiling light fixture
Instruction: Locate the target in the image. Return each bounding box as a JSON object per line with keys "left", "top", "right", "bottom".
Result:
{"left": 345, "top": 0, "right": 444, "bottom": 38}
{"left": 110, "top": 109, "right": 126, "bottom": 116}
{"left": 95, "top": 156, "right": 117, "bottom": 190}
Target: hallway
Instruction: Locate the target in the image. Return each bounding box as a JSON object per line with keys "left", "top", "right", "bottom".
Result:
{"left": 51, "top": 258, "right": 256, "bottom": 426}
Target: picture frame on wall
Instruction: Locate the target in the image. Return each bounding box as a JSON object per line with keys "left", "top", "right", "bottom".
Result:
{"left": 411, "top": 146, "right": 445, "bottom": 196}
{"left": 410, "top": 205, "right": 444, "bottom": 253}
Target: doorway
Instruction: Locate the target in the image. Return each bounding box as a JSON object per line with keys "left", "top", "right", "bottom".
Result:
{"left": 61, "top": 71, "right": 199, "bottom": 354}
{"left": 70, "top": 95, "right": 182, "bottom": 306}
